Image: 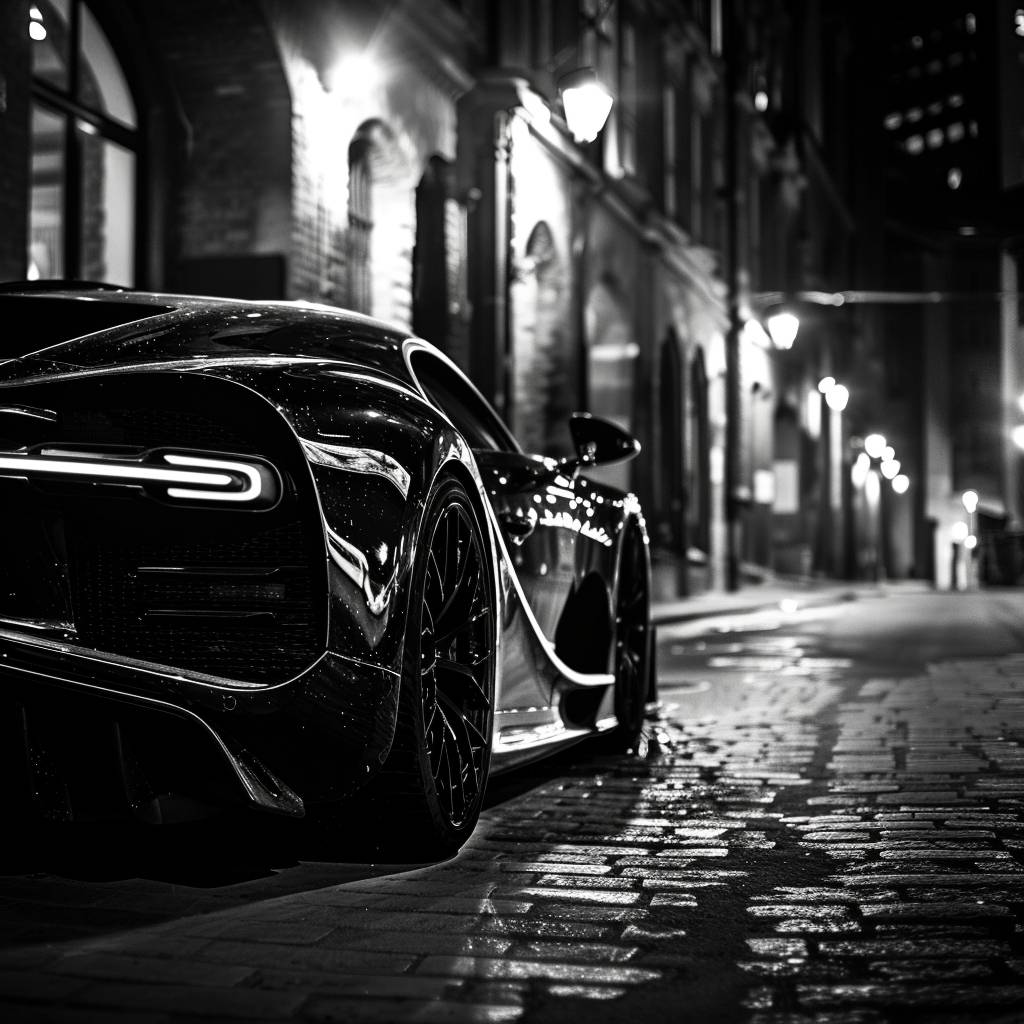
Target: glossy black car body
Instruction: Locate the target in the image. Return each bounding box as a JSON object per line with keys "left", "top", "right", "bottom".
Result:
{"left": 0, "top": 283, "right": 652, "bottom": 857}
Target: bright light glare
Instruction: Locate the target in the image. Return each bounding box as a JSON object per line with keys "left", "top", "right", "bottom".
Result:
{"left": 964, "top": 534, "right": 978, "bottom": 550}
{"left": 962, "top": 489, "right": 979, "bottom": 513}
{"left": 754, "top": 90, "right": 769, "bottom": 112}
{"left": 880, "top": 459, "right": 900, "bottom": 479}
{"left": 818, "top": 376, "right": 836, "bottom": 394}
{"left": 325, "top": 52, "right": 381, "bottom": 94}
{"left": 1013, "top": 425, "right": 1024, "bottom": 450}
{"left": 29, "top": 19, "right": 46, "bottom": 40}
{"left": 560, "top": 69, "right": 613, "bottom": 143}
{"left": 766, "top": 311, "right": 799, "bottom": 350}
{"left": 882, "top": 446, "right": 895, "bottom": 461}
{"left": 825, "top": 383, "right": 849, "bottom": 412}
{"left": 951, "top": 520, "right": 969, "bottom": 543}
{"left": 892, "top": 474, "right": 910, "bottom": 494}
{"left": 864, "top": 433, "right": 887, "bottom": 459}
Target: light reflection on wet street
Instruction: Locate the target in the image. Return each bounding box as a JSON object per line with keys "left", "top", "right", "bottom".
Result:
{"left": 4, "top": 589, "right": 1024, "bottom": 1021}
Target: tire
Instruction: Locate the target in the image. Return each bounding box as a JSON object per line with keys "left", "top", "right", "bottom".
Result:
{"left": 338, "top": 474, "right": 496, "bottom": 861}
{"left": 602, "top": 525, "right": 651, "bottom": 753}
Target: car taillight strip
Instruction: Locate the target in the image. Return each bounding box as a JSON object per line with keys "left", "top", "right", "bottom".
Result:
{"left": 0, "top": 451, "right": 268, "bottom": 503}
{"left": 163, "top": 453, "right": 263, "bottom": 502}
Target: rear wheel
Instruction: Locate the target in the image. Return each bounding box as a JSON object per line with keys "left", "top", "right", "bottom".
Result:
{"left": 341, "top": 475, "right": 496, "bottom": 861}
{"left": 603, "top": 525, "right": 651, "bottom": 753}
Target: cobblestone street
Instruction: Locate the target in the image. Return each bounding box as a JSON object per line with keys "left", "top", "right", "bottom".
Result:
{"left": 4, "top": 587, "right": 1024, "bottom": 1022}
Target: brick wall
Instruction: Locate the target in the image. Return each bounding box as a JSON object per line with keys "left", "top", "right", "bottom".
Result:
{"left": 139, "top": 0, "right": 292, "bottom": 293}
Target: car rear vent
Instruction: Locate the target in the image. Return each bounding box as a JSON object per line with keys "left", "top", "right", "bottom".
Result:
{"left": 67, "top": 519, "right": 320, "bottom": 682}
{"left": 61, "top": 407, "right": 249, "bottom": 451}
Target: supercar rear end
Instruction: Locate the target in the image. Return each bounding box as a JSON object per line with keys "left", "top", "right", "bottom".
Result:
{"left": 0, "top": 370, "right": 359, "bottom": 823}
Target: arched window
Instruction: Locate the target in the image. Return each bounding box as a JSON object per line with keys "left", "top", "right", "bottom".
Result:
{"left": 28, "top": 0, "right": 139, "bottom": 285}
{"left": 510, "top": 221, "right": 570, "bottom": 456}
{"left": 347, "top": 119, "right": 414, "bottom": 329}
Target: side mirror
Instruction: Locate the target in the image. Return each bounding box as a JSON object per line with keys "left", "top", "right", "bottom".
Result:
{"left": 568, "top": 412, "right": 641, "bottom": 469}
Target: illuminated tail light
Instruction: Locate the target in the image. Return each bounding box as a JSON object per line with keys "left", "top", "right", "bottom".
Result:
{"left": 0, "top": 447, "right": 281, "bottom": 509}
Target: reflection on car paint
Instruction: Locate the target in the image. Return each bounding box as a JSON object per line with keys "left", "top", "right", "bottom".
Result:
{"left": 299, "top": 437, "right": 411, "bottom": 498}
{"left": 536, "top": 507, "right": 613, "bottom": 547}
{"left": 325, "top": 524, "right": 399, "bottom": 618}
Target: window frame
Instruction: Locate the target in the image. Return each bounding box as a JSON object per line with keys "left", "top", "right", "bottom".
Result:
{"left": 29, "top": 0, "right": 141, "bottom": 285}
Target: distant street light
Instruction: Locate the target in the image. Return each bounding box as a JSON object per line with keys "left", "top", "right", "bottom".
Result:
{"left": 892, "top": 474, "right": 910, "bottom": 493}
{"left": 825, "top": 383, "right": 849, "bottom": 412}
{"left": 961, "top": 489, "right": 979, "bottom": 514}
{"left": 864, "top": 433, "right": 887, "bottom": 459}
{"left": 766, "top": 310, "right": 799, "bottom": 350}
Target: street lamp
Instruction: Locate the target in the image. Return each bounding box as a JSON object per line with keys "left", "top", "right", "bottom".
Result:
{"left": 864, "top": 433, "right": 887, "bottom": 459}
{"left": 766, "top": 310, "right": 800, "bottom": 350}
{"left": 557, "top": 68, "right": 613, "bottom": 144}
{"left": 824, "top": 382, "right": 849, "bottom": 412}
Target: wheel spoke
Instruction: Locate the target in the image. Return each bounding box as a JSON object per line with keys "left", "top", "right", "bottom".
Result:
{"left": 436, "top": 657, "right": 491, "bottom": 708}
{"left": 437, "top": 688, "right": 483, "bottom": 785}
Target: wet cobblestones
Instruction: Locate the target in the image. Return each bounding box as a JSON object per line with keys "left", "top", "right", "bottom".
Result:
{"left": 2, "top": 594, "right": 1024, "bottom": 1021}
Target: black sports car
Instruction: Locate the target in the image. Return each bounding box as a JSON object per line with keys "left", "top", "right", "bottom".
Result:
{"left": 0, "top": 282, "right": 653, "bottom": 859}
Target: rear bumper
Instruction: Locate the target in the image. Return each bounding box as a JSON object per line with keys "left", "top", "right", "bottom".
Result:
{"left": 0, "top": 630, "right": 400, "bottom": 822}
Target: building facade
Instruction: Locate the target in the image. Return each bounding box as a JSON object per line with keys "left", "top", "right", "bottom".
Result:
{"left": 0, "top": 0, "right": 874, "bottom": 596}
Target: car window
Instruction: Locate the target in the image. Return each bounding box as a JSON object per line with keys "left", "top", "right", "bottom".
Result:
{"left": 410, "top": 350, "right": 519, "bottom": 453}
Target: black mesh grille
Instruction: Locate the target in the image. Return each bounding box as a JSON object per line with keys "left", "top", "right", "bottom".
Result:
{"left": 61, "top": 407, "right": 250, "bottom": 451}
{"left": 67, "top": 519, "right": 320, "bottom": 681}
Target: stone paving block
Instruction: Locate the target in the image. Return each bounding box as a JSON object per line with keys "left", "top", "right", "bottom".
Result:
{"left": 524, "top": 903, "right": 645, "bottom": 922}
{"left": 301, "top": 996, "right": 525, "bottom": 1023}
{"left": 816, "top": 938, "right": 1010, "bottom": 958}
{"left": 859, "top": 900, "right": 1013, "bottom": 920}
{"left": 198, "top": 939, "right": 417, "bottom": 975}
{"left": 506, "top": 940, "right": 640, "bottom": 963}
{"left": 491, "top": 886, "right": 641, "bottom": 907}
{"left": 795, "top": 981, "right": 1024, "bottom": 1010}
{"left": 415, "top": 955, "right": 661, "bottom": 985}
{"left": 319, "top": 930, "right": 513, "bottom": 957}
{"left": 865, "top": 958, "right": 997, "bottom": 983}
{"left": 50, "top": 952, "right": 256, "bottom": 988}
{"left": 476, "top": 917, "right": 613, "bottom": 940}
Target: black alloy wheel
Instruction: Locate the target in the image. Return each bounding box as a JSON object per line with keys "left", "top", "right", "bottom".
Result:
{"left": 416, "top": 479, "right": 494, "bottom": 832}
{"left": 350, "top": 475, "right": 496, "bottom": 860}
{"left": 604, "top": 525, "right": 651, "bottom": 753}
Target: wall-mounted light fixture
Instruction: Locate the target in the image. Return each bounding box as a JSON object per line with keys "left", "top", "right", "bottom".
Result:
{"left": 558, "top": 67, "right": 613, "bottom": 144}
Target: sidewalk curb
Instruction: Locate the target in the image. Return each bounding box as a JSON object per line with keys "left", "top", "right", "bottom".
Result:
{"left": 650, "top": 587, "right": 864, "bottom": 627}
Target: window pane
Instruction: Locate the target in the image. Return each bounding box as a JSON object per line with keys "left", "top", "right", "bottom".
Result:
{"left": 29, "top": 104, "right": 66, "bottom": 280}
{"left": 30, "top": 0, "right": 70, "bottom": 93}
{"left": 79, "top": 128, "right": 135, "bottom": 285}
{"left": 79, "top": 2, "right": 137, "bottom": 127}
